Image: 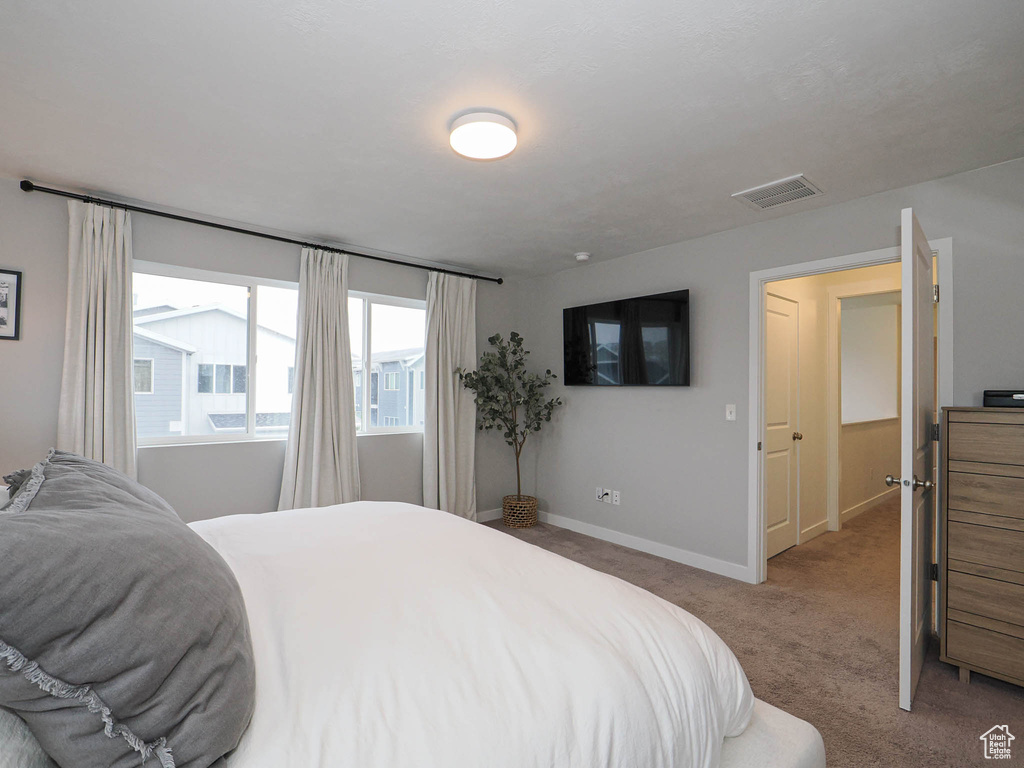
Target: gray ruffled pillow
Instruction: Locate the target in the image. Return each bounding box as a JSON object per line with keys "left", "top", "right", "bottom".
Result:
{"left": 0, "top": 450, "right": 255, "bottom": 768}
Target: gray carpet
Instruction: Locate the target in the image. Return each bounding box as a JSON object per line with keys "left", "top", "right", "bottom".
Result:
{"left": 487, "top": 499, "right": 1024, "bottom": 767}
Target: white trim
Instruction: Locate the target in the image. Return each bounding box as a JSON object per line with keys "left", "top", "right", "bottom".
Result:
{"left": 799, "top": 518, "right": 829, "bottom": 544}
{"left": 747, "top": 238, "right": 954, "bottom": 584}
{"left": 477, "top": 508, "right": 502, "bottom": 523}
{"left": 539, "top": 511, "right": 753, "bottom": 582}
{"left": 478, "top": 507, "right": 751, "bottom": 582}
{"left": 841, "top": 486, "right": 899, "bottom": 525}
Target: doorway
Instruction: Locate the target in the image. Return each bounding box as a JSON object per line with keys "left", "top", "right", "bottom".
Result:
{"left": 747, "top": 226, "right": 954, "bottom": 711}
{"left": 762, "top": 263, "right": 903, "bottom": 559}
{"left": 747, "top": 237, "right": 953, "bottom": 583}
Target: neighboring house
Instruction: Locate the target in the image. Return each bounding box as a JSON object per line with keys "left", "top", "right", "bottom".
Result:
{"left": 133, "top": 304, "right": 424, "bottom": 437}
{"left": 132, "top": 304, "right": 295, "bottom": 438}
{"left": 367, "top": 348, "right": 425, "bottom": 428}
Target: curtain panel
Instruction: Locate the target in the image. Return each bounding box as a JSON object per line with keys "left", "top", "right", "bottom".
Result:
{"left": 423, "top": 272, "right": 477, "bottom": 520}
{"left": 279, "top": 249, "right": 360, "bottom": 509}
{"left": 57, "top": 201, "right": 137, "bottom": 477}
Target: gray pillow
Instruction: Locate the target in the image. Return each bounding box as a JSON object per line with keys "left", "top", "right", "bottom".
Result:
{"left": 0, "top": 707, "right": 56, "bottom": 768}
{"left": 0, "top": 450, "right": 255, "bottom": 768}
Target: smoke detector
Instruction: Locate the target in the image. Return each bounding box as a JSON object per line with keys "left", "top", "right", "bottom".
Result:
{"left": 732, "top": 174, "right": 823, "bottom": 211}
{"left": 574, "top": 252, "right": 591, "bottom": 262}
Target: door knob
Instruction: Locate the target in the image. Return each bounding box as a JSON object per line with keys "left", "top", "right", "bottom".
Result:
{"left": 885, "top": 474, "right": 899, "bottom": 487}
{"left": 792, "top": 432, "right": 803, "bottom": 441}
{"left": 911, "top": 475, "right": 934, "bottom": 492}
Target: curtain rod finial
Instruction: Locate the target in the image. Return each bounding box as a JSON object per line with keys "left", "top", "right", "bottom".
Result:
{"left": 20, "top": 180, "right": 35, "bottom": 192}
{"left": 497, "top": 278, "right": 504, "bottom": 285}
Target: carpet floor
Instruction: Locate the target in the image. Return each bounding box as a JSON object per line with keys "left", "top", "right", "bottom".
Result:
{"left": 487, "top": 498, "right": 1024, "bottom": 767}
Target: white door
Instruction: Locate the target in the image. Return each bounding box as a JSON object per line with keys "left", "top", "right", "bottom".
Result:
{"left": 898, "top": 208, "right": 936, "bottom": 711}
{"left": 765, "top": 293, "right": 800, "bottom": 559}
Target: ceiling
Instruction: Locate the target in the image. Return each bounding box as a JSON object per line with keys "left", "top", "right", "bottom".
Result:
{"left": 1, "top": 0, "right": 1022, "bottom": 277}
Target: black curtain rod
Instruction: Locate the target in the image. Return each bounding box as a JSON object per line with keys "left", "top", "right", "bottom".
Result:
{"left": 20, "top": 179, "right": 503, "bottom": 285}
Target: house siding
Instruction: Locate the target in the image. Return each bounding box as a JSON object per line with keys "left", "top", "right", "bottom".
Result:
{"left": 133, "top": 337, "right": 184, "bottom": 438}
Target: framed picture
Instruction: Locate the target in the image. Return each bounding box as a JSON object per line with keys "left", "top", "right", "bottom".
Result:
{"left": 0, "top": 269, "right": 22, "bottom": 341}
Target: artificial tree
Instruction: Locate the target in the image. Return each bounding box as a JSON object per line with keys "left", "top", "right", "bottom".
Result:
{"left": 458, "top": 332, "right": 562, "bottom": 525}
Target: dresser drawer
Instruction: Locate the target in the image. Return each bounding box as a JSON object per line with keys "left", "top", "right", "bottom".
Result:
{"left": 947, "top": 571, "right": 1024, "bottom": 627}
{"left": 946, "top": 621, "right": 1024, "bottom": 682}
{"left": 948, "top": 423, "right": 1024, "bottom": 465}
{"left": 948, "top": 521, "right": 1024, "bottom": 573}
{"left": 948, "top": 472, "right": 1024, "bottom": 519}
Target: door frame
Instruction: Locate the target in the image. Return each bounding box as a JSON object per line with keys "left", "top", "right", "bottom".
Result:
{"left": 746, "top": 238, "right": 953, "bottom": 584}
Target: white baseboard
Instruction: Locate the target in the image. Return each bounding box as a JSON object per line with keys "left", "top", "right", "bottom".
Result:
{"left": 478, "top": 507, "right": 750, "bottom": 582}
{"left": 840, "top": 487, "right": 899, "bottom": 525}
{"left": 476, "top": 508, "right": 502, "bottom": 523}
{"left": 799, "top": 518, "right": 829, "bottom": 544}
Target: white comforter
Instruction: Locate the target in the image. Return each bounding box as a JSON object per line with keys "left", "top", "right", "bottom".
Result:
{"left": 191, "top": 502, "right": 754, "bottom": 768}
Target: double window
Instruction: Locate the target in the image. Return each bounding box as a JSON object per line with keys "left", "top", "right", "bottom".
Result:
{"left": 132, "top": 264, "right": 426, "bottom": 443}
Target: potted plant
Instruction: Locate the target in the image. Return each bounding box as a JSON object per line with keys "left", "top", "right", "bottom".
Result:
{"left": 458, "top": 332, "right": 562, "bottom": 528}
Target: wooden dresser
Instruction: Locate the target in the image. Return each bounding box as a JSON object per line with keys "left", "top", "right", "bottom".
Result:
{"left": 941, "top": 407, "right": 1024, "bottom": 687}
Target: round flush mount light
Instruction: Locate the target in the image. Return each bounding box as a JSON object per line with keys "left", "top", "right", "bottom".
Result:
{"left": 449, "top": 111, "right": 518, "bottom": 160}
{"left": 574, "top": 252, "right": 591, "bottom": 262}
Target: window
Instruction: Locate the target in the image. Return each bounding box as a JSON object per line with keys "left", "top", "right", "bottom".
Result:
{"left": 197, "top": 363, "right": 246, "bottom": 394}
{"left": 133, "top": 359, "right": 154, "bottom": 394}
{"left": 287, "top": 366, "right": 295, "bottom": 394}
{"left": 349, "top": 293, "right": 426, "bottom": 433}
{"left": 420, "top": 371, "right": 425, "bottom": 389}
{"left": 132, "top": 263, "right": 298, "bottom": 443}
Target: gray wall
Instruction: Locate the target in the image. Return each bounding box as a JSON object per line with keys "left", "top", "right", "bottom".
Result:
{"left": 476, "top": 158, "right": 1024, "bottom": 568}
{"left": 0, "top": 175, "right": 431, "bottom": 518}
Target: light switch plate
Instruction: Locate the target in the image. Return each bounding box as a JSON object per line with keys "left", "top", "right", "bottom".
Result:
{"left": 726, "top": 404, "right": 737, "bottom": 421}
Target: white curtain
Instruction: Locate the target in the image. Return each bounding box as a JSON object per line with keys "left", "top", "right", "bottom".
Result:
{"left": 57, "top": 201, "right": 137, "bottom": 478}
{"left": 423, "top": 272, "right": 477, "bottom": 519}
{"left": 279, "top": 249, "right": 360, "bottom": 509}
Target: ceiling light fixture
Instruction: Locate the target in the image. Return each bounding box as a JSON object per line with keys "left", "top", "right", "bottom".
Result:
{"left": 449, "top": 111, "right": 518, "bottom": 160}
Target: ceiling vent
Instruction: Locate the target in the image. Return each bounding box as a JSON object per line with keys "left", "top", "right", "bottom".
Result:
{"left": 732, "top": 174, "right": 823, "bottom": 211}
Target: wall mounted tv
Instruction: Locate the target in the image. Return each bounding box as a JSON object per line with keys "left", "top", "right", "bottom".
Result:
{"left": 563, "top": 289, "right": 690, "bottom": 386}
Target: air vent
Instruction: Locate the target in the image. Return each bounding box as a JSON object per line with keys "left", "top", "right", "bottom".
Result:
{"left": 732, "top": 174, "right": 823, "bottom": 211}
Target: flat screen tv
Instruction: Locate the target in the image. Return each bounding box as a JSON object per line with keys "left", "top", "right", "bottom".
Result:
{"left": 563, "top": 289, "right": 690, "bottom": 386}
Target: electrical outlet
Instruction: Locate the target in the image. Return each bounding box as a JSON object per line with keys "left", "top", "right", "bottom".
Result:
{"left": 595, "top": 486, "right": 605, "bottom": 502}
{"left": 725, "top": 404, "right": 737, "bottom": 422}
{"left": 612, "top": 490, "right": 620, "bottom": 505}
{"left": 602, "top": 489, "right": 613, "bottom": 504}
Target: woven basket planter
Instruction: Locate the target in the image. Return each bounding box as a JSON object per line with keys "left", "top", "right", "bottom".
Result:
{"left": 502, "top": 495, "right": 538, "bottom": 528}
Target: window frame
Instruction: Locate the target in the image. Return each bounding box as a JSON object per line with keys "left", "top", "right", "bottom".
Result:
{"left": 133, "top": 358, "right": 155, "bottom": 395}
{"left": 350, "top": 291, "right": 426, "bottom": 436}
{"left": 133, "top": 260, "right": 298, "bottom": 446}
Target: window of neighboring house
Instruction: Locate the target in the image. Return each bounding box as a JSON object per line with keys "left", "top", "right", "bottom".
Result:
{"left": 132, "top": 262, "right": 298, "bottom": 444}
{"left": 349, "top": 293, "right": 426, "bottom": 433}
{"left": 133, "top": 359, "right": 154, "bottom": 394}
{"left": 197, "top": 363, "right": 245, "bottom": 394}
{"left": 420, "top": 370, "right": 425, "bottom": 389}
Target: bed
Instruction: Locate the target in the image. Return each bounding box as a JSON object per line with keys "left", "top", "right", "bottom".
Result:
{"left": 191, "top": 500, "right": 825, "bottom": 768}
{"left": 2, "top": 461, "right": 823, "bottom": 768}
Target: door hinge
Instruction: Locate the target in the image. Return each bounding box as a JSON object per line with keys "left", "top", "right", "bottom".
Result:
{"left": 757, "top": 441, "right": 762, "bottom": 451}
{"left": 930, "top": 563, "right": 939, "bottom": 581}
{"left": 931, "top": 423, "right": 941, "bottom": 441}
{"left": 933, "top": 284, "right": 940, "bottom": 303}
